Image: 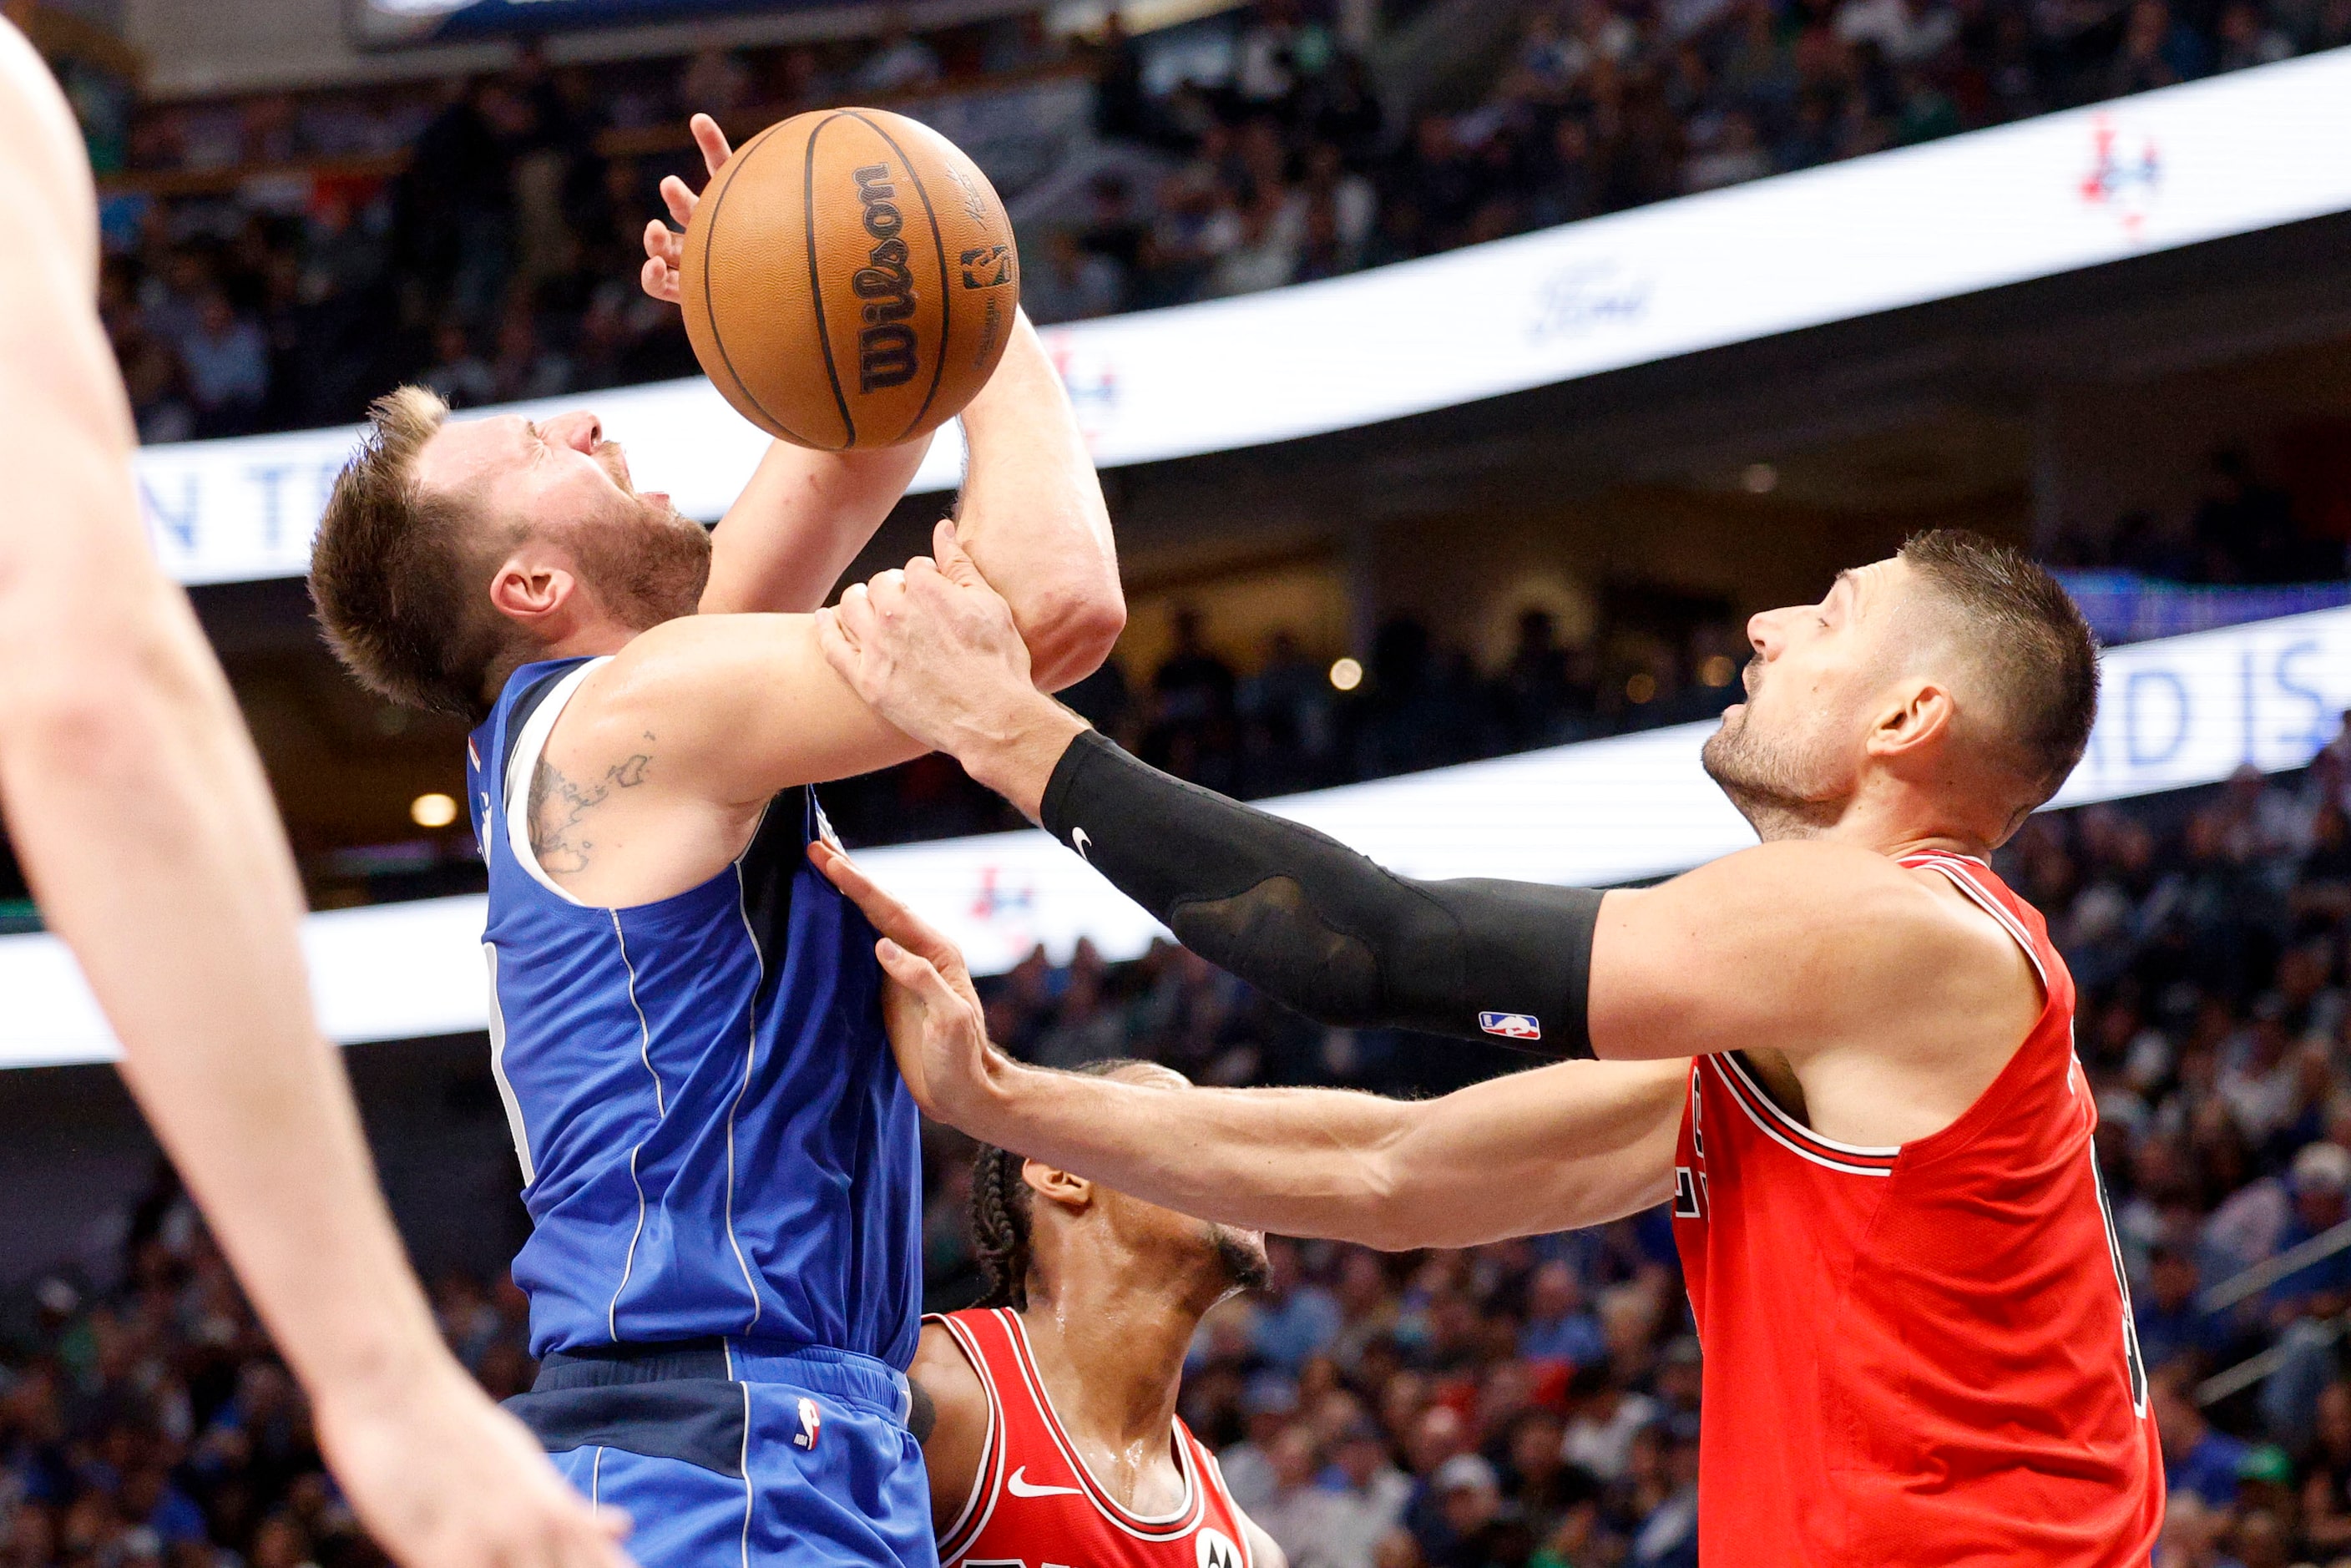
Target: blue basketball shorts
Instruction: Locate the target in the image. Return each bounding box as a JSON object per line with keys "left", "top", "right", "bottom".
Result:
{"left": 505, "top": 1339, "right": 938, "bottom": 1568}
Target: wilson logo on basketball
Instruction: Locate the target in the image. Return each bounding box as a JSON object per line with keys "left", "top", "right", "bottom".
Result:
{"left": 849, "top": 164, "right": 919, "bottom": 392}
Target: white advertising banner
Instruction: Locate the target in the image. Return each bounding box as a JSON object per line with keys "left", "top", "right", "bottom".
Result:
{"left": 2, "top": 605, "right": 2346, "bottom": 1068}
{"left": 134, "top": 48, "right": 2351, "bottom": 586}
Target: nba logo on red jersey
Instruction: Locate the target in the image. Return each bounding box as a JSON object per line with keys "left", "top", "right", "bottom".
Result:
{"left": 793, "top": 1397, "right": 822, "bottom": 1450}
{"left": 1479, "top": 1011, "right": 1541, "bottom": 1039}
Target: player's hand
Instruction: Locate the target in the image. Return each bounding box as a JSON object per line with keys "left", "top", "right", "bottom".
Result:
{"left": 807, "top": 838, "right": 1006, "bottom": 1129}
{"left": 817, "top": 519, "right": 1040, "bottom": 761}
{"left": 640, "top": 113, "right": 735, "bottom": 305}
{"left": 314, "top": 1354, "right": 633, "bottom": 1568}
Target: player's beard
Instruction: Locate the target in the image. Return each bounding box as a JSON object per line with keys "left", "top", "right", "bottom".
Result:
{"left": 1211, "top": 1227, "right": 1272, "bottom": 1293}
{"left": 1700, "top": 671, "right": 1845, "bottom": 841}
{"left": 574, "top": 492, "right": 712, "bottom": 631}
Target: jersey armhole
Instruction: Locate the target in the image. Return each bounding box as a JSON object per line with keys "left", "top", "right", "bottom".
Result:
{"left": 502, "top": 659, "right": 610, "bottom": 908}
{"left": 928, "top": 1314, "right": 1004, "bottom": 1562}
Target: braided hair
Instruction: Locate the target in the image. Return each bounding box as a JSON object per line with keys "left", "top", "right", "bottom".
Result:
{"left": 968, "top": 1059, "right": 1152, "bottom": 1311}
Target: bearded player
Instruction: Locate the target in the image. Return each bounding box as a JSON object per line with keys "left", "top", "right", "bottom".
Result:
{"left": 808, "top": 524, "right": 2162, "bottom": 1565}
{"left": 307, "top": 118, "right": 1120, "bottom": 1566}
{"left": 912, "top": 1061, "right": 1284, "bottom": 1568}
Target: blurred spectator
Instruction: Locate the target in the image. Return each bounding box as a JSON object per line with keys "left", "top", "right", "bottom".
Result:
{"left": 176, "top": 291, "right": 269, "bottom": 436}
{"left": 1024, "top": 230, "right": 1129, "bottom": 323}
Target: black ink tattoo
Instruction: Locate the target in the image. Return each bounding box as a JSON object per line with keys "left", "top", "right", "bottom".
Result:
{"left": 528, "top": 746, "right": 654, "bottom": 874}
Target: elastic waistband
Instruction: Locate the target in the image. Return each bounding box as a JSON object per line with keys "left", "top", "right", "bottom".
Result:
{"left": 534, "top": 1338, "right": 912, "bottom": 1424}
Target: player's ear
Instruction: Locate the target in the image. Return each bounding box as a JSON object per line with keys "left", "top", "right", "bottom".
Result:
{"left": 1021, "top": 1160, "right": 1092, "bottom": 1212}
{"left": 1865, "top": 676, "right": 1954, "bottom": 761}
{"left": 488, "top": 557, "right": 579, "bottom": 628}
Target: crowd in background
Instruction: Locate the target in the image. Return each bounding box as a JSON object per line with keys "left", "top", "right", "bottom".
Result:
{"left": 3, "top": 716, "right": 2350, "bottom": 1565}
{"left": 63, "top": 0, "right": 2351, "bottom": 443}
{"left": 819, "top": 602, "right": 1747, "bottom": 846}
{"left": 2051, "top": 451, "right": 2351, "bottom": 588}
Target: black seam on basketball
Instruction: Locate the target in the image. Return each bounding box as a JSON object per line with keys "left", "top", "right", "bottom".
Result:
{"left": 696, "top": 124, "right": 813, "bottom": 448}
{"left": 845, "top": 110, "right": 952, "bottom": 443}
{"left": 804, "top": 112, "right": 857, "bottom": 449}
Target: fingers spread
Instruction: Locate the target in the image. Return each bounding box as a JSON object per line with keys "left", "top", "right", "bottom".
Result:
{"left": 660, "top": 174, "right": 696, "bottom": 230}
{"left": 690, "top": 112, "right": 733, "bottom": 175}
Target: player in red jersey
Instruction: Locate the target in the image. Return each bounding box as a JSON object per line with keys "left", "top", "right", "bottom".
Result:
{"left": 805, "top": 525, "right": 2165, "bottom": 1565}
{"left": 908, "top": 1060, "right": 1284, "bottom": 1568}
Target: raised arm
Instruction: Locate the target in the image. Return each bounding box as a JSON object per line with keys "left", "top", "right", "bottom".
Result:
{"left": 645, "top": 114, "right": 933, "bottom": 617}
{"left": 945, "top": 311, "right": 1122, "bottom": 690}
{"left": 645, "top": 116, "right": 1120, "bottom": 674}
{"left": 0, "top": 27, "right": 625, "bottom": 1568}
{"left": 811, "top": 841, "right": 1686, "bottom": 1247}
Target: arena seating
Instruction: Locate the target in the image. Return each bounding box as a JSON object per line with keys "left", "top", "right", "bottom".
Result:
{"left": 3, "top": 722, "right": 2348, "bottom": 1567}
{"left": 65, "top": 0, "right": 2351, "bottom": 444}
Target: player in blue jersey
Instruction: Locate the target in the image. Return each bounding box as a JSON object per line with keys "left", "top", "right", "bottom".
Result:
{"left": 306, "top": 116, "right": 1122, "bottom": 1568}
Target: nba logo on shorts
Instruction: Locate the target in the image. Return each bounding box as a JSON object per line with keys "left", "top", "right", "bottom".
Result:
{"left": 1196, "top": 1528, "right": 1242, "bottom": 1568}
{"left": 1479, "top": 1011, "right": 1542, "bottom": 1040}
{"left": 794, "top": 1397, "right": 822, "bottom": 1450}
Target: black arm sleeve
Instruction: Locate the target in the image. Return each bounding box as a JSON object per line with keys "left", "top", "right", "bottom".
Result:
{"left": 1039, "top": 729, "right": 1599, "bottom": 1055}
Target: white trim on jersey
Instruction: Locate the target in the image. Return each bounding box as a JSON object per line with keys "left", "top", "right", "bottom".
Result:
{"left": 736, "top": 1381, "right": 754, "bottom": 1568}
{"left": 498, "top": 658, "right": 608, "bottom": 908}
{"left": 933, "top": 1314, "right": 1010, "bottom": 1565}
{"left": 999, "top": 1310, "right": 1203, "bottom": 1540}
{"left": 607, "top": 910, "right": 666, "bottom": 1343}
{"left": 482, "top": 942, "right": 535, "bottom": 1186}
{"left": 723, "top": 846, "right": 770, "bottom": 1334}
{"left": 1907, "top": 853, "right": 2050, "bottom": 986}
{"left": 1706, "top": 1057, "right": 1899, "bottom": 1178}
{"left": 1716, "top": 1051, "right": 1902, "bottom": 1157}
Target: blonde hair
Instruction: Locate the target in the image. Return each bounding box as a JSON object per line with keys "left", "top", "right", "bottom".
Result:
{"left": 309, "top": 387, "right": 524, "bottom": 721}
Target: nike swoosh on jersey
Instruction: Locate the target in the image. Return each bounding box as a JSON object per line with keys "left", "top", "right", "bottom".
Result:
{"left": 1005, "top": 1467, "right": 1086, "bottom": 1499}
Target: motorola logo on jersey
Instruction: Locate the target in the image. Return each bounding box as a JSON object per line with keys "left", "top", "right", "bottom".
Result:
{"left": 794, "top": 1396, "right": 822, "bottom": 1450}
{"left": 1195, "top": 1527, "right": 1242, "bottom": 1568}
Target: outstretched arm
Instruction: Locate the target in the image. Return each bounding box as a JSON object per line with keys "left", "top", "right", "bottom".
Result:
{"left": 813, "top": 542, "right": 2019, "bottom": 1077}
{"left": 812, "top": 842, "right": 1687, "bottom": 1249}
{"left": 0, "top": 27, "right": 626, "bottom": 1568}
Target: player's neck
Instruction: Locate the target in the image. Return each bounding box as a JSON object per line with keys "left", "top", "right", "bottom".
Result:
{"left": 1749, "top": 787, "right": 1993, "bottom": 862}
{"left": 538, "top": 617, "right": 637, "bottom": 660}
{"left": 1018, "top": 1282, "right": 1205, "bottom": 1453}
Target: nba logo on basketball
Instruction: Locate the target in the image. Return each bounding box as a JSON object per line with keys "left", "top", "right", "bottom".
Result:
{"left": 1196, "top": 1528, "right": 1242, "bottom": 1568}
{"left": 794, "top": 1398, "right": 822, "bottom": 1450}
{"left": 1479, "top": 1011, "right": 1542, "bottom": 1040}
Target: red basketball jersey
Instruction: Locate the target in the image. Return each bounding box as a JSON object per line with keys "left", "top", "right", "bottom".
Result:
{"left": 928, "top": 1307, "right": 1256, "bottom": 1568}
{"left": 1670, "top": 852, "right": 2162, "bottom": 1565}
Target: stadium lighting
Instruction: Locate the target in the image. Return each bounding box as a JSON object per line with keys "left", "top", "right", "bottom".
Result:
{"left": 409, "top": 792, "right": 458, "bottom": 829}
{"left": 1328, "top": 657, "right": 1363, "bottom": 691}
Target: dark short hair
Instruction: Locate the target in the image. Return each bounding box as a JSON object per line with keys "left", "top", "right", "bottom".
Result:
{"left": 968, "top": 1059, "right": 1155, "bottom": 1310}
{"left": 1898, "top": 529, "right": 2100, "bottom": 811}
{"left": 309, "top": 387, "right": 523, "bottom": 722}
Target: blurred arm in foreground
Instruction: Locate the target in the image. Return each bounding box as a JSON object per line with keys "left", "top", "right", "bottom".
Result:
{"left": 0, "top": 23, "right": 629, "bottom": 1568}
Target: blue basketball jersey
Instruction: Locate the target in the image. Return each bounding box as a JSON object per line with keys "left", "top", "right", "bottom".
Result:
{"left": 465, "top": 657, "right": 923, "bottom": 1368}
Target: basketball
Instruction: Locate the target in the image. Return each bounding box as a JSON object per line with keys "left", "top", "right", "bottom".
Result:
{"left": 679, "top": 108, "right": 1020, "bottom": 451}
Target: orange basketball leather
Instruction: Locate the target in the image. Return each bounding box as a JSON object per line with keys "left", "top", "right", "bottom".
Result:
{"left": 680, "top": 108, "right": 1020, "bottom": 450}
